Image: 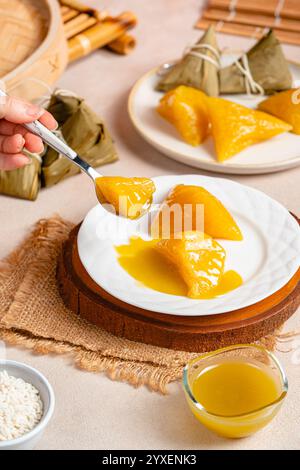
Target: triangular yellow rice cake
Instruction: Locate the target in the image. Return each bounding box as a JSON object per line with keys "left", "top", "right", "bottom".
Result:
{"left": 157, "top": 86, "right": 209, "bottom": 146}
{"left": 258, "top": 88, "right": 300, "bottom": 135}
{"left": 207, "top": 97, "right": 292, "bottom": 161}
{"left": 155, "top": 231, "right": 226, "bottom": 299}
{"left": 96, "top": 176, "right": 155, "bottom": 219}
{"left": 152, "top": 184, "right": 243, "bottom": 241}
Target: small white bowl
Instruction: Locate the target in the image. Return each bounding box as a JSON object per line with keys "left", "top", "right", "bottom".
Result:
{"left": 0, "top": 360, "right": 55, "bottom": 450}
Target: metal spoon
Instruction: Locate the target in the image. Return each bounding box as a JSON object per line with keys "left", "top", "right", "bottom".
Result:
{"left": 0, "top": 90, "right": 153, "bottom": 220}
{"left": 0, "top": 88, "right": 101, "bottom": 186}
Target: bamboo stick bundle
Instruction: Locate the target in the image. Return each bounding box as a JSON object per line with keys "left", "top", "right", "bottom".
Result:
{"left": 207, "top": 0, "right": 300, "bottom": 19}
{"left": 106, "top": 34, "right": 136, "bottom": 55}
{"left": 59, "top": 0, "right": 137, "bottom": 57}
{"left": 197, "top": 18, "right": 300, "bottom": 45}
{"left": 60, "top": 0, "right": 108, "bottom": 40}
{"left": 60, "top": 0, "right": 102, "bottom": 18}
{"left": 203, "top": 8, "right": 300, "bottom": 32}
{"left": 68, "top": 11, "right": 137, "bottom": 62}
{"left": 196, "top": 0, "right": 300, "bottom": 45}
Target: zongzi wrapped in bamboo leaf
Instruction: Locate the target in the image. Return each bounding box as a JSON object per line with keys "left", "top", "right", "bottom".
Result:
{"left": 156, "top": 26, "right": 220, "bottom": 96}
{"left": 42, "top": 92, "right": 118, "bottom": 187}
{"left": 219, "top": 30, "right": 292, "bottom": 95}
{"left": 0, "top": 152, "right": 41, "bottom": 201}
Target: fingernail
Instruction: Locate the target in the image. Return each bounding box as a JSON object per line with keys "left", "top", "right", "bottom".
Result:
{"left": 26, "top": 104, "right": 44, "bottom": 118}
{"left": 17, "top": 136, "right": 25, "bottom": 149}
{"left": 23, "top": 156, "right": 31, "bottom": 165}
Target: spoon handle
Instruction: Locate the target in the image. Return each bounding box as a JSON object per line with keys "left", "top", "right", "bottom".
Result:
{"left": 25, "top": 120, "right": 100, "bottom": 180}
{"left": 0, "top": 88, "right": 100, "bottom": 181}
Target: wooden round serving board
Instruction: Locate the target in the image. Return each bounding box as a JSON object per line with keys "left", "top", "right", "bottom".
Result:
{"left": 57, "top": 223, "right": 300, "bottom": 352}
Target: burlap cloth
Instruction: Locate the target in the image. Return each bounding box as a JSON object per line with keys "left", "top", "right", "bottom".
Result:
{"left": 0, "top": 217, "right": 293, "bottom": 393}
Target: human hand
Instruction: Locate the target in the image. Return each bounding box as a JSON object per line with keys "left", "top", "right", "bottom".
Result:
{"left": 0, "top": 96, "right": 57, "bottom": 170}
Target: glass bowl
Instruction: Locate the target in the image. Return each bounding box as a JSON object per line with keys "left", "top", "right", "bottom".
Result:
{"left": 182, "top": 344, "right": 288, "bottom": 438}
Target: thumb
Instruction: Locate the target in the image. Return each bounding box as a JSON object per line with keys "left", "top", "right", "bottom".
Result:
{"left": 0, "top": 96, "right": 44, "bottom": 124}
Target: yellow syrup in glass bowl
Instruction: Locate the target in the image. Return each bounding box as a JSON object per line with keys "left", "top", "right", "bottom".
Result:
{"left": 183, "top": 345, "right": 288, "bottom": 438}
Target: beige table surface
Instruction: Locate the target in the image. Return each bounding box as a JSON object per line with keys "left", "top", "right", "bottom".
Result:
{"left": 1, "top": 0, "right": 300, "bottom": 450}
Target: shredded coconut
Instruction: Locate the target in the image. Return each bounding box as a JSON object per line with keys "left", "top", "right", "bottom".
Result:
{"left": 0, "top": 370, "right": 43, "bottom": 441}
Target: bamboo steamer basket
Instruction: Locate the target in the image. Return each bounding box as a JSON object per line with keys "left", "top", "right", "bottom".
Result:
{"left": 0, "top": 0, "right": 68, "bottom": 102}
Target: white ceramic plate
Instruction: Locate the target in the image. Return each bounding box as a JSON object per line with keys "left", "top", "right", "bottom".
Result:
{"left": 128, "top": 61, "right": 300, "bottom": 175}
{"left": 77, "top": 175, "right": 300, "bottom": 316}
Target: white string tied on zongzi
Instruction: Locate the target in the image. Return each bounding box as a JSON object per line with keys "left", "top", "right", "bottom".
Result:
{"left": 184, "top": 43, "right": 220, "bottom": 68}
{"left": 234, "top": 53, "right": 264, "bottom": 95}
{"left": 39, "top": 88, "right": 80, "bottom": 109}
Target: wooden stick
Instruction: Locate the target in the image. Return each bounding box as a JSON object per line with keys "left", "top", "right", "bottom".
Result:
{"left": 64, "top": 13, "right": 97, "bottom": 39}
{"left": 196, "top": 18, "right": 300, "bottom": 45}
{"left": 64, "top": 12, "right": 90, "bottom": 32}
{"left": 68, "top": 11, "right": 137, "bottom": 62}
{"left": 203, "top": 7, "right": 300, "bottom": 32}
{"left": 62, "top": 8, "right": 78, "bottom": 22}
{"left": 60, "top": 0, "right": 107, "bottom": 20}
{"left": 61, "top": 6, "right": 70, "bottom": 15}
{"left": 106, "top": 33, "right": 136, "bottom": 55}
{"left": 60, "top": 0, "right": 94, "bottom": 13}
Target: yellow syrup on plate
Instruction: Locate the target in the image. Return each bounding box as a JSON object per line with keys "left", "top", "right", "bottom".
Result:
{"left": 115, "top": 237, "right": 242, "bottom": 298}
